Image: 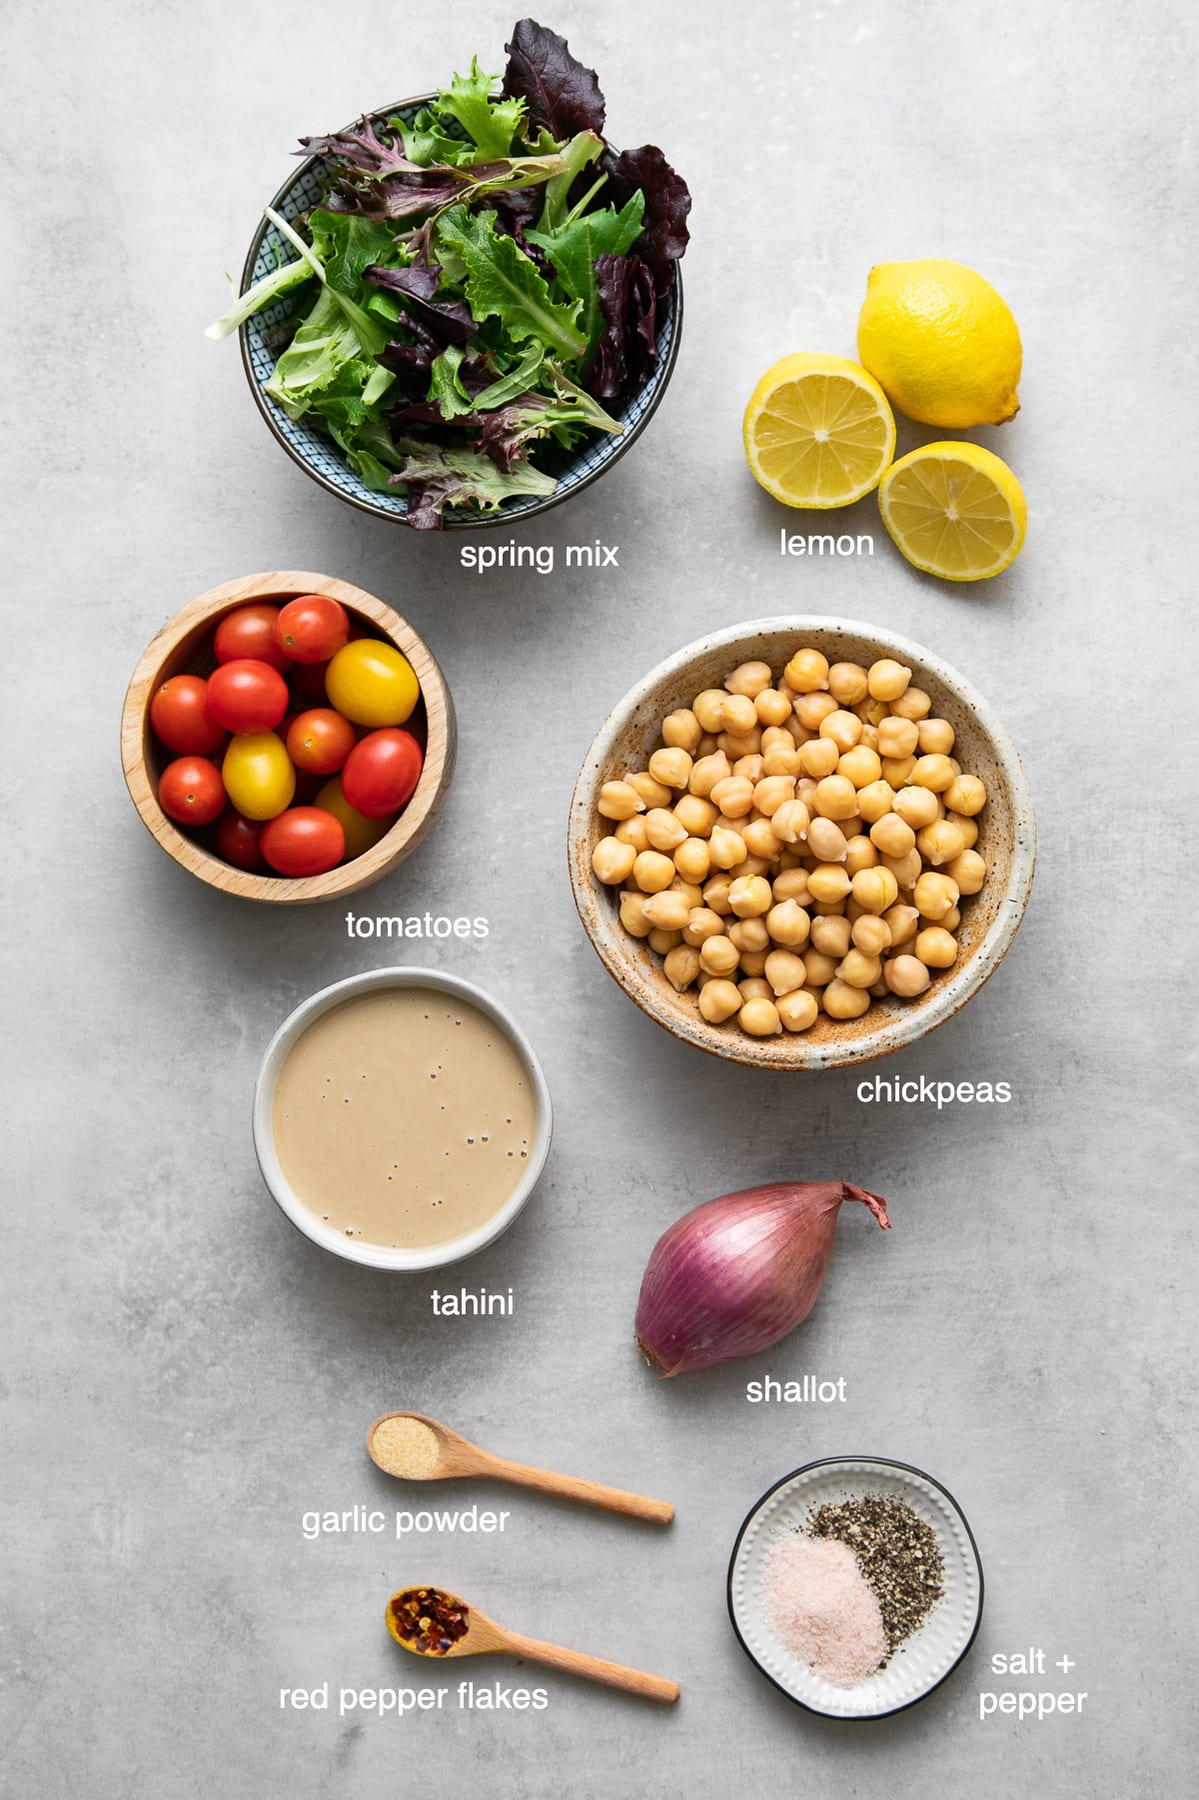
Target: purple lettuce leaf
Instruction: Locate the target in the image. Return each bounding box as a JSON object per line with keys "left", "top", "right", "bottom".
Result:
{"left": 588, "top": 254, "right": 657, "bottom": 400}
{"left": 599, "top": 145, "right": 691, "bottom": 300}
{"left": 364, "top": 264, "right": 478, "bottom": 345}
{"left": 502, "top": 18, "right": 606, "bottom": 138}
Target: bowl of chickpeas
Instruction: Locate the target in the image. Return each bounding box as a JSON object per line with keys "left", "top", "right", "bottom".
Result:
{"left": 568, "top": 618, "right": 1036, "bottom": 1068}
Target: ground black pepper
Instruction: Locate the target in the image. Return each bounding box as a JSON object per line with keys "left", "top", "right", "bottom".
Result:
{"left": 808, "top": 1494, "right": 944, "bottom": 1661}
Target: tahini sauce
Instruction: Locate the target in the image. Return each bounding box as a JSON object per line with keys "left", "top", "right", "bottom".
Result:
{"left": 272, "top": 989, "right": 538, "bottom": 1249}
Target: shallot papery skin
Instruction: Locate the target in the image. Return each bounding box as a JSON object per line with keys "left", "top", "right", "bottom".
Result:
{"left": 634, "top": 1181, "right": 892, "bottom": 1376}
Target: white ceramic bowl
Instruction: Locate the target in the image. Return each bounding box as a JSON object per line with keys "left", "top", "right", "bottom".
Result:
{"left": 253, "top": 968, "right": 552, "bottom": 1270}
{"left": 727, "top": 1456, "right": 984, "bottom": 1720}
{"left": 569, "top": 617, "right": 1037, "bottom": 1070}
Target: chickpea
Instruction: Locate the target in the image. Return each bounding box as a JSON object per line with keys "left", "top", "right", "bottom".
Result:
{"left": 881, "top": 754, "right": 918, "bottom": 789}
{"left": 823, "top": 977, "right": 872, "bottom": 1019}
{"left": 913, "top": 871, "right": 960, "bottom": 921}
{"left": 674, "top": 793, "right": 717, "bottom": 838}
{"left": 854, "top": 696, "right": 890, "bottom": 727}
{"left": 819, "top": 709, "right": 863, "bottom": 753}
{"left": 698, "top": 977, "right": 742, "bottom": 1023}
{"left": 893, "top": 784, "right": 940, "bottom": 829}
{"left": 827, "top": 661, "right": 870, "bottom": 706}
{"left": 808, "top": 863, "right": 852, "bottom": 903}
{"left": 649, "top": 746, "right": 693, "bottom": 790}
{"left": 944, "top": 847, "right": 986, "bottom": 895}
{"left": 630, "top": 849, "right": 674, "bottom": 894}
{"left": 810, "top": 898, "right": 848, "bottom": 917}
{"left": 856, "top": 779, "right": 896, "bottom": 825}
{"left": 806, "top": 817, "right": 848, "bottom": 862}
{"left": 614, "top": 814, "right": 651, "bottom": 852}
{"left": 946, "top": 810, "right": 979, "bottom": 849}
{"left": 770, "top": 798, "right": 810, "bottom": 846}
{"left": 810, "top": 913, "right": 852, "bottom": 958}
{"left": 837, "top": 948, "right": 882, "bottom": 989}
{"left": 728, "top": 918, "right": 770, "bottom": 957}
{"left": 674, "top": 837, "right": 712, "bottom": 885}
{"left": 917, "top": 717, "right": 956, "bottom": 756}
{"left": 703, "top": 875, "right": 735, "bottom": 915}
{"left": 844, "top": 835, "right": 879, "bottom": 876}
{"left": 851, "top": 866, "right": 899, "bottom": 914}
{"left": 890, "top": 685, "right": 932, "bottom": 722}
{"left": 915, "top": 819, "right": 967, "bottom": 867}
{"left": 755, "top": 687, "right": 793, "bottom": 726}
{"left": 911, "top": 754, "right": 957, "bottom": 794}
{"left": 803, "top": 948, "right": 839, "bottom": 987}
{"left": 915, "top": 926, "right": 958, "bottom": 969}
{"left": 839, "top": 745, "right": 883, "bottom": 789}
{"left": 619, "top": 891, "right": 653, "bottom": 937}
{"left": 777, "top": 988, "right": 819, "bottom": 1033}
{"left": 709, "top": 826, "right": 748, "bottom": 872}
{"left": 761, "top": 948, "right": 806, "bottom": 995}
{"left": 793, "top": 691, "right": 839, "bottom": 732}
{"left": 696, "top": 733, "right": 719, "bottom": 757}
{"left": 851, "top": 914, "right": 892, "bottom": 957}
{"left": 735, "top": 976, "right": 772, "bottom": 1003}
{"left": 598, "top": 779, "right": 644, "bottom": 821}
{"left": 941, "top": 906, "right": 962, "bottom": 931}
{"left": 672, "top": 878, "right": 704, "bottom": 909}
{"left": 627, "top": 771, "right": 672, "bottom": 810}
{"left": 647, "top": 927, "right": 682, "bottom": 954}
{"left": 699, "top": 934, "right": 741, "bottom": 976}
{"left": 709, "top": 775, "right": 755, "bottom": 818}
{"left": 881, "top": 847, "right": 922, "bottom": 890}
{"left": 733, "top": 754, "right": 765, "bottom": 783}
{"left": 644, "top": 807, "right": 687, "bottom": 853}
{"left": 877, "top": 715, "right": 920, "bottom": 759}
{"left": 721, "top": 692, "right": 759, "bottom": 737}
{"left": 944, "top": 774, "right": 986, "bottom": 816}
{"left": 728, "top": 874, "right": 773, "bottom": 918}
{"left": 592, "top": 837, "right": 638, "bottom": 885}
{"left": 683, "top": 907, "right": 724, "bottom": 947}
{"left": 739, "top": 947, "right": 769, "bottom": 976}
{"left": 692, "top": 688, "right": 728, "bottom": 733}
{"left": 884, "top": 954, "right": 931, "bottom": 997}
{"left": 748, "top": 775, "right": 793, "bottom": 817}
{"left": 784, "top": 647, "right": 830, "bottom": 693}
{"left": 741, "top": 818, "right": 778, "bottom": 860}
{"left": 772, "top": 868, "right": 812, "bottom": 904}
{"left": 870, "top": 981, "right": 890, "bottom": 999}
{"left": 883, "top": 903, "right": 920, "bottom": 948}
{"left": 762, "top": 742, "right": 803, "bottom": 778}
{"left": 766, "top": 898, "right": 811, "bottom": 947}
{"left": 739, "top": 996, "right": 782, "bottom": 1036}
{"left": 660, "top": 944, "right": 700, "bottom": 992}
{"left": 870, "top": 813, "right": 916, "bottom": 858}
{"left": 689, "top": 752, "right": 731, "bottom": 799}
{"left": 813, "top": 774, "right": 859, "bottom": 821}
{"left": 868, "top": 658, "right": 912, "bottom": 701}
{"left": 799, "top": 737, "right": 841, "bottom": 780}
{"left": 717, "top": 729, "right": 762, "bottom": 760}
{"left": 859, "top": 724, "right": 881, "bottom": 753}
{"left": 662, "top": 708, "right": 702, "bottom": 753}
{"left": 726, "top": 659, "right": 773, "bottom": 698}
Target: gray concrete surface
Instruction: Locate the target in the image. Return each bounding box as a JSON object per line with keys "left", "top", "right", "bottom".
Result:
{"left": 4, "top": 0, "right": 1196, "bottom": 1794}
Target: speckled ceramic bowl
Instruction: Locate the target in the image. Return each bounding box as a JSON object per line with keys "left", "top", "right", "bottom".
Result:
{"left": 727, "top": 1457, "right": 984, "bottom": 1720}
{"left": 236, "top": 97, "right": 683, "bottom": 528}
{"left": 568, "top": 617, "right": 1036, "bottom": 1070}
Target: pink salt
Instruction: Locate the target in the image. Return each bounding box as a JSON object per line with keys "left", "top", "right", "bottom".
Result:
{"left": 763, "top": 1532, "right": 886, "bottom": 1689}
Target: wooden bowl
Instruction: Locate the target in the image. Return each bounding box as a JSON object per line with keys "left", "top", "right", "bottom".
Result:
{"left": 568, "top": 617, "right": 1036, "bottom": 1070}
{"left": 122, "top": 571, "right": 455, "bottom": 904}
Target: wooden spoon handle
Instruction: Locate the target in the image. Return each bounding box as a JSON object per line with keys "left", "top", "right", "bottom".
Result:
{"left": 503, "top": 1632, "right": 679, "bottom": 1703}
{"left": 487, "top": 1458, "right": 674, "bottom": 1524}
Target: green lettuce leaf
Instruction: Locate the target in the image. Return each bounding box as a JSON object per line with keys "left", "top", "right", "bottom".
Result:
{"left": 437, "top": 58, "right": 526, "bottom": 161}
{"left": 263, "top": 288, "right": 368, "bottom": 418}
{"left": 536, "top": 130, "right": 604, "bottom": 235}
{"left": 435, "top": 205, "right": 587, "bottom": 361}
{"left": 527, "top": 191, "right": 645, "bottom": 349}
{"left": 391, "top": 442, "right": 556, "bottom": 529}
{"left": 204, "top": 253, "right": 316, "bottom": 340}
{"left": 395, "top": 106, "right": 478, "bottom": 169}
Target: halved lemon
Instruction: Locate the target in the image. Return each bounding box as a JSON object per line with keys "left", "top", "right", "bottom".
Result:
{"left": 743, "top": 353, "right": 896, "bottom": 509}
{"left": 878, "top": 442, "right": 1027, "bottom": 581}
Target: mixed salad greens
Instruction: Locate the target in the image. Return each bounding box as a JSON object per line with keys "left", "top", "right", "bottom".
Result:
{"left": 208, "top": 19, "right": 691, "bottom": 528}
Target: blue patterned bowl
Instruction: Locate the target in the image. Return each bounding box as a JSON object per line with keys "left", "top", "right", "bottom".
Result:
{"left": 236, "top": 96, "right": 684, "bottom": 529}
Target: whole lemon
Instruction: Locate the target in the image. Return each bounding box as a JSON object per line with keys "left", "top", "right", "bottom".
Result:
{"left": 857, "top": 259, "right": 1022, "bottom": 428}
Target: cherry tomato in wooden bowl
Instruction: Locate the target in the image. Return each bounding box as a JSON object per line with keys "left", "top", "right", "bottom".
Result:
{"left": 207, "top": 659, "right": 290, "bottom": 734}
{"left": 342, "top": 728, "right": 424, "bottom": 819}
{"left": 260, "top": 807, "right": 346, "bottom": 876}
{"left": 222, "top": 732, "right": 296, "bottom": 820}
{"left": 149, "top": 675, "right": 227, "bottom": 756}
{"left": 286, "top": 708, "right": 356, "bottom": 775}
{"left": 215, "top": 808, "right": 268, "bottom": 873}
{"left": 275, "top": 595, "right": 350, "bottom": 664}
{"left": 158, "top": 756, "right": 226, "bottom": 826}
{"left": 213, "top": 603, "right": 292, "bottom": 672}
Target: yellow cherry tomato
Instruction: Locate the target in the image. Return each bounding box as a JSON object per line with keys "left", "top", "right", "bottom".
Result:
{"left": 313, "top": 776, "right": 391, "bottom": 861}
{"left": 222, "top": 732, "right": 295, "bottom": 821}
{"left": 325, "top": 640, "right": 419, "bottom": 728}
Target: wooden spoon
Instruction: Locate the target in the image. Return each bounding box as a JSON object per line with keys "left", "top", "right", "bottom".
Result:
{"left": 386, "top": 1584, "right": 679, "bottom": 1704}
{"left": 367, "top": 1410, "right": 673, "bottom": 1525}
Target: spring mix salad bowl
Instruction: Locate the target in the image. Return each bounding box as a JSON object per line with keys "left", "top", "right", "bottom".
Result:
{"left": 208, "top": 20, "right": 689, "bottom": 529}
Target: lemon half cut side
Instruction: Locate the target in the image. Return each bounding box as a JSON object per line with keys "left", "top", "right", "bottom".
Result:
{"left": 743, "top": 353, "right": 897, "bottom": 509}
{"left": 878, "top": 442, "right": 1027, "bottom": 582}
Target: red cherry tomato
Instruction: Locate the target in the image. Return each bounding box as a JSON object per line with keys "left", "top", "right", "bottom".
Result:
{"left": 159, "top": 756, "right": 226, "bottom": 827}
{"left": 213, "top": 603, "right": 291, "bottom": 672}
{"left": 214, "top": 808, "right": 268, "bottom": 872}
{"left": 149, "top": 675, "right": 226, "bottom": 755}
{"left": 206, "top": 659, "right": 289, "bottom": 733}
{"left": 260, "top": 807, "right": 346, "bottom": 876}
{"left": 286, "top": 708, "right": 356, "bottom": 775}
{"left": 274, "top": 595, "right": 350, "bottom": 665}
{"left": 341, "top": 728, "right": 424, "bottom": 819}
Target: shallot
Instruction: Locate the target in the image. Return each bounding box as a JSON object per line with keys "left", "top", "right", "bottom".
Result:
{"left": 635, "top": 1181, "right": 892, "bottom": 1376}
